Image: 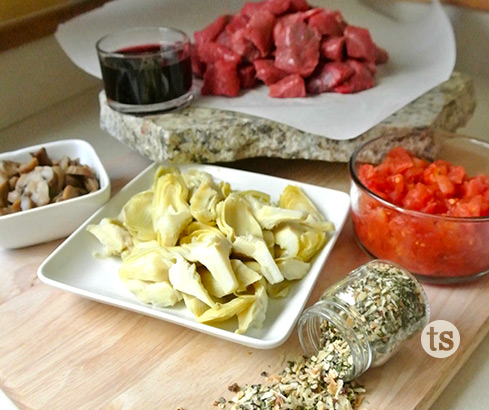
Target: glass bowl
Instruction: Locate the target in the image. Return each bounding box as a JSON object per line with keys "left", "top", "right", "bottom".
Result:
{"left": 349, "top": 133, "right": 489, "bottom": 284}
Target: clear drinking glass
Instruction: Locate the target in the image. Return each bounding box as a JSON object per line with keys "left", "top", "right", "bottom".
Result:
{"left": 96, "top": 27, "right": 193, "bottom": 114}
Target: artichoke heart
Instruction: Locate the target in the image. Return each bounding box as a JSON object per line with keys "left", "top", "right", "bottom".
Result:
{"left": 231, "top": 259, "right": 262, "bottom": 292}
{"left": 182, "top": 293, "right": 210, "bottom": 317}
{"left": 152, "top": 168, "right": 192, "bottom": 247}
{"left": 216, "top": 193, "right": 263, "bottom": 240}
{"left": 274, "top": 222, "right": 327, "bottom": 262}
{"left": 276, "top": 257, "right": 311, "bottom": 281}
{"left": 124, "top": 279, "right": 182, "bottom": 307}
{"left": 186, "top": 172, "right": 223, "bottom": 224}
{"left": 254, "top": 205, "right": 307, "bottom": 230}
{"left": 119, "top": 242, "right": 174, "bottom": 282}
{"left": 168, "top": 257, "right": 216, "bottom": 308}
{"left": 181, "top": 233, "right": 239, "bottom": 296}
{"left": 236, "top": 281, "right": 268, "bottom": 334}
{"left": 119, "top": 190, "right": 156, "bottom": 241}
{"left": 233, "top": 235, "right": 284, "bottom": 284}
{"left": 87, "top": 218, "right": 133, "bottom": 256}
{"left": 196, "top": 294, "right": 256, "bottom": 324}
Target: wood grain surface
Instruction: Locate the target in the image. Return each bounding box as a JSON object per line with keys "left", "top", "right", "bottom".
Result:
{"left": 1, "top": 157, "right": 489, "bottom": 410}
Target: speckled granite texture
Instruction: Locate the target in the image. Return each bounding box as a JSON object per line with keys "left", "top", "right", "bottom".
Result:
{"left": 100, "top": 72, "right": 475, "bottom": 163}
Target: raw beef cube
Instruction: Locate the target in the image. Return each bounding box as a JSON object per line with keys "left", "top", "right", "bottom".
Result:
{"left": 306, "top": 62, "right": 354, "bottom": 94}
{"left": 269, "top": 74, "right": 306, "bottom": 98}
{"left": 190, "top": 44, "right": 205, "bottom": 79}
{"left": 244, "top": 10, "right": 276, "bottom": 57}
{"left": 194, "top": 15, "right": 230, "bottom": 45}
{"left": 238, "top": 64, "right": 258, "bottom": 88}
{"left": 226, "top": 14, "right": 249, "bottom": 35}
{"left": 216, "top": 29, "right": 233, "bottom": 49}
{"left": 344, "top": 25, "right": 378, "bottom": 63}
{"left": 241, "top": 0, "right": 291, "bottom": 17}
{"left": 201, "top": 60, "right": 241, "bottom": 97}
{"left": 231, "top": 28, "right": 261, "bottom": 62}
{"left": 253, "top": 59, "right": 289, "bottom": 85}
{"left": 308, "top": 10, "right": 346, "bottom": 37}
{"left": 197, "top": 42, "right": 240, "bottom": 65}
{"left": 320, "top": 36, "right": 345, "bottom": 61}
{"left": 333, "top": 59, "right": 374, "bottom": 93}
{"left": 376, "top": 47, "right": 389, "bottom": 64}
{"left": 289, "top": 0, "right": 311, "bottom": 12}
{"left": 273, "top": 15, "right": 320, "bottom": 77}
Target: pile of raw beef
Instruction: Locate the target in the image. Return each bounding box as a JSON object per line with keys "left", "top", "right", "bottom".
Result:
{"left": 191, "top": 0, "right": 388, "bottom": 98}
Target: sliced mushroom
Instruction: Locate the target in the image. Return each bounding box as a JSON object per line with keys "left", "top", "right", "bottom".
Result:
{"left": 65, "top": 174, "right": 83, "bottom": 188}
{"left": 84, "top": 177, "right": 99, "bottom": 193}
{"left": 57, "top": 156, "right": 70, "bottom": 170}
{"left": 51, "top": 165, "right": 65, "bottom": 194}
{"left": 55, "top": 185, "right": 86, "bottom": 202}
{"left": 11, "top": 198, "right": 21, "bottom": 212}
{"left": 20, "top": 195, "right": 36, "bottom": 211}
{"left": 0, "top": 160, "right": 20, "bottom": 178}
{"left": 18, "top": 157, "right": 39, "bottom": 174}
{"left": 8, "top": 176, "right": 18, "bottom": 190}
{"left": 0, "top": 175, "right": 9, "bottom": 207}
{"left": 0, "top": 207, "right": 13, "bottom": 216}
{"left": 66, "top": 165, "right": 94, "bottom": 178}
{"left": 15, "top": 169, "right": 50, "bottom": 206}
{"left": 31, "top": 147, "right": 52, "bottom": 166}
{"left": 7, "top": 190, "right": 21, "bottom": 204}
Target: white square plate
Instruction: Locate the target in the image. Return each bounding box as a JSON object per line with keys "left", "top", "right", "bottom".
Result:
{"left": 38, "top": 163, "right": 349, "bottom": 349}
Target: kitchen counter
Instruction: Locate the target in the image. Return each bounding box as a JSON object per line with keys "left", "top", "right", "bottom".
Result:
{"left": 1, "top": 3, "right": 489, "bottom": 409}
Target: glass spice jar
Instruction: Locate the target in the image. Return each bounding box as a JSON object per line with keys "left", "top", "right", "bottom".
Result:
{"left": 297, "top": 259, "right": 430, "bottom": 382}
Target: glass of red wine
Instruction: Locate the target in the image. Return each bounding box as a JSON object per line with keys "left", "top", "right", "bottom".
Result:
{"left": 96, "top": 27, "right": 193, "bottom": 114}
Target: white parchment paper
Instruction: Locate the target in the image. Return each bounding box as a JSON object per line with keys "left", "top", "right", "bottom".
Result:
{"left": 55, "top": 0, "right": 455, "bottom": 140}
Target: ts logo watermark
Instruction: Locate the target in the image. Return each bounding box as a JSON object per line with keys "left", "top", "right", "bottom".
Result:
{"left": 421, "top": 320, "right": 460, "bottom": 358}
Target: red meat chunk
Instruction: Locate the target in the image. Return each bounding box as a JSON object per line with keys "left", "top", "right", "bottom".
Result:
{"left": 194, "top": 15, "right": 230, "bottom": 46}
{"left": 244, "top": 10, "right": 276, "bottom": 57}
{"left": 344, "top": 25, "right": 378, "bottom": 63}
{"left": 238, "top": 64, "right": 258, "bottom": 88}
{"left": 269, "top": 74, "right": 306, "bottom": 98}
{"left": 231, "top": 29, "right": 261, "bottom": 62}
{"left": 306, "top": 61, "right": 354, "bottom": 94}
{"left": 253, "top": 59, "right": 289, "bottom": 85}
{"left": 333, "top": 59, "right": 374, "bottom": 93}
{"left": 320, "top": 36, "right": 345, "bottom": 61}
{"left": 226, "top": 14, "right": 249, "bottom": 34}
{"left": 289, "top": 0, "right": 310, "bottom": 12}
{"left": 273, "top": 14, "right": 320, "bottom": 77}
{"left": 215, "top": 29, "right": 233, "bottom": 49}
{"left": 308, "top": 10, "right": 346, "bottom": 37}
{"left": 241, "top": 0, "right": 290, "bottom": 17}
{"left": 197, "top": 42, "right": 240, "bottom": 66}
{"left": 201, "top": 60, "right": 240, "bottom": 97}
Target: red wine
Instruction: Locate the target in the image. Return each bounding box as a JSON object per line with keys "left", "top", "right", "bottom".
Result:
{"left": 99, "top": 43, "right": 192, "bottom": 107}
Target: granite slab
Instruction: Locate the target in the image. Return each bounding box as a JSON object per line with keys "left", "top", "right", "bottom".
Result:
{"left": 100, "top": 72, "right": 475, "bottom": 164}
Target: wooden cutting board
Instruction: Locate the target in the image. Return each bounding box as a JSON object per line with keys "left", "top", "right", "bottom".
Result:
{"left": 1, "top": 158, "right": 489, "bottom": 410}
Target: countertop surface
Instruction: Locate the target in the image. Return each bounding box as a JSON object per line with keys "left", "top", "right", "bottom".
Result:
{"left": 1, "top": 3, "right": 489, "bottom": 409}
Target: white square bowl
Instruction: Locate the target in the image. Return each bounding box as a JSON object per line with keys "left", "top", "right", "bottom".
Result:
{"left": 38, "top": 163, "right": 349, "bottom": 349}
{"left": 0, "top": 139, "right": 110, "bottom": 249}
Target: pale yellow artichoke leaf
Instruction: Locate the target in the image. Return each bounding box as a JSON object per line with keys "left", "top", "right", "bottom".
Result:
{"left": 266, "top": 280, "right": 293, "bottom": 299}
{"left": 298, "top": 230, "right": 327, "bottom": 262}
{"left": 179, "top": 222, "right": 224, "bottom": 245}
{"left": 123, "top": 279, "right": 182, "bottom": 307}
{"left": 216, "top": 193, "right": 263, "bottom": 241}
{"left": 236, "top": 281, "right": 268, "bottom": 334}
{"left": 199, "top": 267, "right": 227, "bottom": 298}
{"left": 182, "top": 293, "right": 210, "bottom": 317}
{"left": 119, "top": 244, "right": 174, "bottom": 282}
{"left": 273, "top": 223, "right": 301, "bottom": 259}
{"left": 152, "top": 170, "right": 192, "bottom": 247}
{"left": 195, "top": 295, "right": 256, "bottom": 324}
{"left": 275, "top": 257, "right": 311, "bottom": 281}
{"left": 219, "top": 181, "right": 231, "bottom": 198}
{"left": 189, "top": 176, "right": 223, "bottom": 224}
{"left": 87, "top": 218, "right": 133, "bottom": 257}
{"left": 231, "top": 259, "right": 262, "bottom": 292}
{"left": 168, "top": 257, "right": 216, "bottom": 308}
{"left": 254, "top": 205, "right": 307, "bottom": 230}
{"left": 233, "top": 235, "right": 284, "bottom": 284}
{"left": 279, "top": 185, "right": 325, "bottom": 223}
{"left": 262, "top": 229, "right": 275, "bottom": 258}
{"left": 183, "top": 234, "right": 239, "bottom": 295}
{"left": 119, "top": 190, "right": 156, "bottom": 241}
